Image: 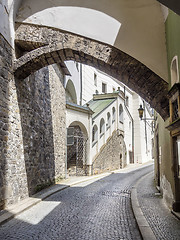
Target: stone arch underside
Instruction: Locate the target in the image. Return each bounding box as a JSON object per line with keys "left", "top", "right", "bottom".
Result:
{"left": 14, "top": 23, "right": 169, "bottom": 120}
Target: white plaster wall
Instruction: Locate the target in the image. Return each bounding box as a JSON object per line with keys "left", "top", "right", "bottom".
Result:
{"left": 90, "top": 95, "right": 132, "bottom": 163}
{"left": 65, "top": 61, "right": 81, "bottom": 105}
{"left": 66, "top": 109, "right": 89, "bottom": 133}
{"left": 15, "top": 0, "right": 168, "bottom": 81}
{"left": 66, "top": 108, "right": 91, "bottom": 165}
{"left": 0, "top": 0, "right": 22, "bottom": 45}
{"left": 91, "top": 100, "right": 117, "bottom": 161}
{"left": 66, "top": 62, "right": 153, "bottom": 165}
{"left": 82, "top": 65, "right": 124, "bottom": 105}
{"left": 0, "top": 0, "right": 11, "bottom": 42}
{"left": 132, "top": 93, "right": 153, "bottom": 164}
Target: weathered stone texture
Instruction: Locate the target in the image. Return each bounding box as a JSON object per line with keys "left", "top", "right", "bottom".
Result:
{"left": 14, "top": 23, "right": 169, "bottom": 120}
{"left": 0, "top": 34, "right": 29, "bottom": 208}
{"left": 48, "top": 64, "right": 66, "bottom": 179}
{"left": 92, "top": 130, "right": 127, "bottom": 174}
{"left": 0, "top": 32, "right": 66, "bottom": 207}
{"left": 15, "top": 64, "right": 66, "bottom": 196}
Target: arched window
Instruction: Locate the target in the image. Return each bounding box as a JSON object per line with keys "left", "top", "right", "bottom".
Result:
{"left": 100, "top": 118, "right": 105, "bottom": 136}
{"left": 119, "top": 104, "right": 123, "bottom": 123}
{"left": 92, "top": 125, "right": 98, "bottom": 144}
{"left": 171, "top": 56, "right": 179, "bottom": 86}
{"left": 65, "top": 79, "right": 77, "bottom": 104}
{"left": 112, "top": 107, "right": 116, "bottom": 123}
{"left": 107, "top": 112, "right": 111, "bottom": 130}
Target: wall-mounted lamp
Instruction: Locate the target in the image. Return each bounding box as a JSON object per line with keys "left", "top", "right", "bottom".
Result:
{"left": 138, "top": 104, "right": 155, "bottom": 133}
{"left": 138, "top": 104, "right": 155, "bottom": 121}
{"left": 138, "top": 104, "right": 144, "bottom": 120}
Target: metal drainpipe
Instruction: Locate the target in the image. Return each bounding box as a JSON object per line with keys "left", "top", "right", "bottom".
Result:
{"left": 124, "top": 87, "right": 134, "bottom": 163}
{"left": 143, "top": 100, "right": 148, "bottom": 154}
{"left": 80, "top": 63, "right": 83, "bottom": 106}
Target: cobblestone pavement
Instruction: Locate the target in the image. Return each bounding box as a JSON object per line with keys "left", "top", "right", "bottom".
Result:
{"left": 0, "top": 165, "right": 153, "bottom": 240}
{"left": 137, "top": 171, "right": 180, "bottom": 240}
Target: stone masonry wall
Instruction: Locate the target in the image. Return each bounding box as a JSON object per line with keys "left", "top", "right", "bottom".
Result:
{"left": 48, "top": 64, "right": 66, "bottom": 180}
{"left": 0, "top": 33, "right": 66, "bottom": 208}
{"left": 92, "top": 130, "right": 127, "bottom": 175}
{"left": 15, "top": 64, "right": 66, "bottom": 196}
{"left": 0, "top": 34, "right": 29, "bottom": 208}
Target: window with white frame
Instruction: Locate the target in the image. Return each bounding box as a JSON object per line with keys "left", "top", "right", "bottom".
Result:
{"left": 102, "top": 82, "right": 107, "bottom": 93}
{"left": 100, "top": 118, "right": 105, "bottom": 137}
{"left": 92, "top": 125, "right": 98, "bottom": 144}
{"left": 171, "top": 56, "right": 179, "bottom": 86}
{"left": 112, "top": 107, "right": 116, "bottom": 123}
{"left": 119, "top": 104, "right": 123, "bottom": 123}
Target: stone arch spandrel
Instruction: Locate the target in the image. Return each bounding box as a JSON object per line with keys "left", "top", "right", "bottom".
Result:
{"left": 14, "top": 23, "right": 169, "bottom": 120}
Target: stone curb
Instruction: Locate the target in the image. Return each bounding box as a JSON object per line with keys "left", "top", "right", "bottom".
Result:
{"left": 171, "top": 210, "right": 180, "bottom": 220}
{"left": 131, "top": 171, "right": 156, "bottom": 240}
{"left": 0, "top": 162, "right": 153, "bottom": 226}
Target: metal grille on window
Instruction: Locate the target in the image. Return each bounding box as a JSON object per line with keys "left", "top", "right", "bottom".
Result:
{"left": 172, "top": 99, "right": 179, "bottom": 121}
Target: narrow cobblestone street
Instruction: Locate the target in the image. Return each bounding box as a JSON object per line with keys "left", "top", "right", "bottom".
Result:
{"left": 137, "top": 172, "right": 180, "bottom": 240}
{"left": 0, "top": 165, "right": 154, "bottom": 240}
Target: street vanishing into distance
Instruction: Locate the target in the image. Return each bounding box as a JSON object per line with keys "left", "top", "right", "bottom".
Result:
{"left": 0, "top": 165, "right": 154, "bottom": 240}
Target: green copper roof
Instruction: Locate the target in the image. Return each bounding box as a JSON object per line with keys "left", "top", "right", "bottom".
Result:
{"left": 88, "top": 98, "right": 116, "bottom": 119}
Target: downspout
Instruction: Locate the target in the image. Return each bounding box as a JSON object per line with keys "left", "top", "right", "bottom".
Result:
{"left": 143, "top": 100, "right": 148, "bottom": 154}
{"left": 80, "top": 63, "right": 83, "bottom": 106}
{"left": 124, "top": 87, "right": 134, "bottom": 163}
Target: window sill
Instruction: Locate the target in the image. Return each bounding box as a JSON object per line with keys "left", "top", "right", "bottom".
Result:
{"left": 106, "top": 126, "right": 110, "bottom": 131}
{"left": 92, "top": 140, "right": 98, "bottom": 147}
{"left": 100, "top": 133, "right": 104, "bottom": 138}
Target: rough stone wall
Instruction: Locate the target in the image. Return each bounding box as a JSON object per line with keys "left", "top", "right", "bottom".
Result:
{"left": 0, "top": 34, "right": 29, "bottom": 208}
{"left": 14, "top": 23, "right": 169, "bottom": 120}
{"left": 48, "top": 64, "right": 66, "bottom": 180}
{"left": 92, "top": 130, "right": 127, "bottom": 174}
{"left": 0, "top": 31, "right": 66, "bottom": 207}
{"left": 15, "top": 64, "right": 66, "bottom": 196}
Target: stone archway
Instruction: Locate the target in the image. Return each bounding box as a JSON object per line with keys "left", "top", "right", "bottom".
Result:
{"left": 14, "top": 23, "right": 169, "bottom": 119}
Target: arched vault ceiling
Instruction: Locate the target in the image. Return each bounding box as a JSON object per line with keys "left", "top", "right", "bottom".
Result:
{"left": 15, "top": 0, "right": 168, "bottom": 81}
{"left": 14, "top": 23, "right": 169, "bottom": 120}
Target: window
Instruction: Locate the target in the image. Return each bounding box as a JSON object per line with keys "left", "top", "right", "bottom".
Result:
{"left": 94, "top": 73, "right": 97, "bottom": 86}
{"left": 119, "top": 104, "right": 123, "bottom": 123}
{"left": 92, "top": 125, "right": 98, "bottom": 144}
{"left": 112, "top": 107, "right": 116, "bottom": 123}
{"left": 100, "top": 118, "right": 105, "bottom": 137}
{"left": 125, "top": 96, "right": 129, "bottom": 107}
{"left": 172, "top": 99, "right": 179, "bottom": 121}
{"left": 107, "top": 112, "right": 111, "bottom": 130}
{"left": 171, "top": 56, "right": 179, "bottom": 86}
{"left": 102, "top": 82, "right": 107, "bottom": 93}
{"left": 176, "top": 136, "right": 180, "bottom": 176}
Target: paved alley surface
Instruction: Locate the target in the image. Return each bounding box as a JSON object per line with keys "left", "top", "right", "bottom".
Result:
{"left": 137, "top": 171, "right": 180, "bottom": 240}
{"left": 0, "top": 165, "right": 152, "bottom": 240}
